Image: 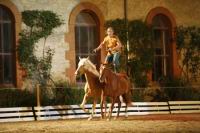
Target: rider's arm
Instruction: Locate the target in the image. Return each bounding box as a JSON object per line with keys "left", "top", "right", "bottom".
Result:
{"left": 94, "top": 38, "right": 106, "bottom": 52}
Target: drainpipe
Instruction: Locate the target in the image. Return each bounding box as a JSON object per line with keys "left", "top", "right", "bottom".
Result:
{"left": 124, "top": 0, "right": 129, "bottom": 74}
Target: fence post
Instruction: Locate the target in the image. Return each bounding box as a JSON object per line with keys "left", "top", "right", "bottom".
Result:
{"left": 36, "top": 84, "right": 41, "bottom": 107}
{"left": 36, "top": 84, "right": 41, "bottom": 120}
{"left": 167, "top": 101, "right": 171, "bottom": 114}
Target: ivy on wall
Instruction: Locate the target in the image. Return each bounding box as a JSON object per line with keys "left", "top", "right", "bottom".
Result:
{"left": 17, "top": 10, "right": 63, "bottom": 86}
{"left": 128, "top": 20, "right": 154, "bottom": 87}
{"left": 176, "top": 26, "right": 200, "bottom": 82}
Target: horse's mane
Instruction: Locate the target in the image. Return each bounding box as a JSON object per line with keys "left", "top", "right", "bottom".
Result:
{"left": 104, "top": 67, "right": 128, "bottom": 79}
{"left": 84, "top": 59, "right": 99, "bottom": 77}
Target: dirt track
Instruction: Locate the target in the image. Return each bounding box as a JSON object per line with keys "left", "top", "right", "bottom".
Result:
{"left": 0, "top": 114, "right": 200, "bottom": 133}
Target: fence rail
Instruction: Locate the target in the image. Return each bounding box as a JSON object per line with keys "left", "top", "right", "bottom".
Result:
{"left": 0, "top": 101, "right": 199, "bottom": 123}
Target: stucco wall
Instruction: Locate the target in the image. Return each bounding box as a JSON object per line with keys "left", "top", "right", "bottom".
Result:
{"left": 6, "top": 0, "right": 200, "bottom": 84}
{"left": 83, "top": 0, "right": 200, "bottom": 26}
{"left": 126, "top": 0, "right": 200, "bottom": 26}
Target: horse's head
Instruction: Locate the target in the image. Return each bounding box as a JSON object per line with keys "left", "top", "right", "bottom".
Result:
{"left": 75, "top": 57, "right": 88, "bottom": 76}
{"left": 99, "top": 64, "right": 108, "bottom": 83}
{"left": 75, "top": 57, "right": 98, "bottom": 77}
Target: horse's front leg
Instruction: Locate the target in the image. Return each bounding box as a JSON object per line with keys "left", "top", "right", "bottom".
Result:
{"left": 100, "top": 91, "right": 105, "bottom": 119}
{"left": 115, "top": 97, "right": 121, "bottom": 120}
{"left": 107, "top": 97, "right": 116, "bottom": 121}
{"left": 80, "top": 83, "right": 89, "bottom": 113}
{"left": 80, "top": 93, "right": 89, "bottom": 113}
{"left": 88, "top": 99, "right": 97, "bottom": 121}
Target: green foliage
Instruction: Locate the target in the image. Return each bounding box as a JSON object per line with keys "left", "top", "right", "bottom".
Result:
{"left": 143, "top": 87, "right": 168, "bottom": 102}
{"left": 0, "top": 87, "right": 85, "bottom": 107}
{"left": 0, "top": 89, "right": 36, "bottom": 107}
{"left": 128, "top": 20, "right": 154, "bottom": 87}
{"left": 17, "top": 10, "right": 63, "bottom": 86}
{"left": 156, "top": 77, "right": 199, "bottom": 101}
{"left": 105, "top": 19, "right": 154, "bottom": 87}
{"left": 0, "top": 87, "right": 144, "bottom": 107}
{"left": 176, "top": 26, "right": 200, "bottom": 81}
{"left": 22, "top": 10, "right": 63, "bottom": 38}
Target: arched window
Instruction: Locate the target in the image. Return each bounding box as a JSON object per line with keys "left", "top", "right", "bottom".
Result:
{"left": 152, "top": 14, "right": 172, "bottom": 81}
{"left": 75, "top": 11, "right": 100, "bottom": 82}
{"left": 0, "top": 5, "right": 16, "bottom": 87}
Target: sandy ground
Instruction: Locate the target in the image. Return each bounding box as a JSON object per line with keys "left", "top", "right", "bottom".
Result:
{"left": 0, "top": 114, "right": 200, "bottom": 133}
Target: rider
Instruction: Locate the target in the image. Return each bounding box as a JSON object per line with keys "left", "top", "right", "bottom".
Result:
{"left": 93, "top": 27, "right": 122, "bottom": 72}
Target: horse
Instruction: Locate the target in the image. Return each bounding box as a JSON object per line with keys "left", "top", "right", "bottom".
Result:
{"left": 99, "top": 64, "right": 133, "bottom": 120}
{"left": 74, "top": 57, "right": 103, "bottom": 120}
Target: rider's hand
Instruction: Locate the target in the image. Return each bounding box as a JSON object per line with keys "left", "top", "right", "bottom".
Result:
{"left": 93, "top": 48, "right": 97, "bottom": 53}
{"left": 108, "top": 48, "right": 112, "bottom": 52}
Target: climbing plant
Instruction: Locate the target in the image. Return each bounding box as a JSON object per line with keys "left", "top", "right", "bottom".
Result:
{"left": 128, "top": 20, "right": 154, "bottom": 87}
{"left": 17, "top": 10, "right": 63, "bottom": 86}
{"left": 176, "top": 26, "right": 200, "bottom": 82}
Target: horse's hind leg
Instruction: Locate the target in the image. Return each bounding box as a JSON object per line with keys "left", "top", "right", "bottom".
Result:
{"left": 125, "top": 104, "right": 128, "bottom": 118}
{"left": 100, "top": 92, "right": 106, "bottom": 119}
{"left": 107, "top": 97, "right": 116, "bottom": 121}
{"left": 122, "top": 94, "right": 129, "bottom": 118}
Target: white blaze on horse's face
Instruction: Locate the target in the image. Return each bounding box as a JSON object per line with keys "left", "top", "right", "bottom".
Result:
{"left": 75, "top": 58, "right": 87, "bottom": 76}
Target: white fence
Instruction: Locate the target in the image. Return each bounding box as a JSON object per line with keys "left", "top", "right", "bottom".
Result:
{"left": 0, "top": 101, "right": 199, "bottom": 122}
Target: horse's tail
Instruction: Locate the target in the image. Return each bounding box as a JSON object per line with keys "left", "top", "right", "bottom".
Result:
{"left": 122, "top": 92, "right": 132, "bottom": 106}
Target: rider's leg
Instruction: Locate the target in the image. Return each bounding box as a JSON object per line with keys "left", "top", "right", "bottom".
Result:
{"left": 104, "top": 54, "right": 113, "bottom": 64}
{"left": 113, "top": 52, "right": 120, "bottom": 72}
{"left": 104, "top": 54, "right": 113, "bottom": 69}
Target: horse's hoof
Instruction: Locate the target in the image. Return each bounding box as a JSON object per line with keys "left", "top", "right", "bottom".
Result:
{"left": 80, "top": 104, "right": 83, "bottom": 108}
{"left": 85, "top": 109, "right": 90, "bottom": 113}
{"left": 106, "top": 113, "right": 109, "bottom": 117}
{"left": 107, "top": 118, "right": 111, "bottom": 121}
{"left": 114, "top": 117, "right": 118, "bottom": 120}
{"left": 88, "top": 116, "right": 93, "bottom": 121}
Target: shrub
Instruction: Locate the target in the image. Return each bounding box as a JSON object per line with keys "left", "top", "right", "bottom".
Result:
{"left": 0, "top": 88, "right": 36, "bottom": 107}
{"left": 163, "top": 78, "right": 200, "bottom": 101}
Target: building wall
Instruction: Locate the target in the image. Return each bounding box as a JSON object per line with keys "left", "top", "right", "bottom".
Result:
{"left": 126, "top": 0, "right": 200, "bottom": 26}
{"left": 1, "top": 0, "right": 200, "bottom": 87}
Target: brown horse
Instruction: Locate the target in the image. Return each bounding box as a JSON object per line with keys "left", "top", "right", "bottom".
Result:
{"left": 99, "top": 64, "right": 132, "bottom": 120}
